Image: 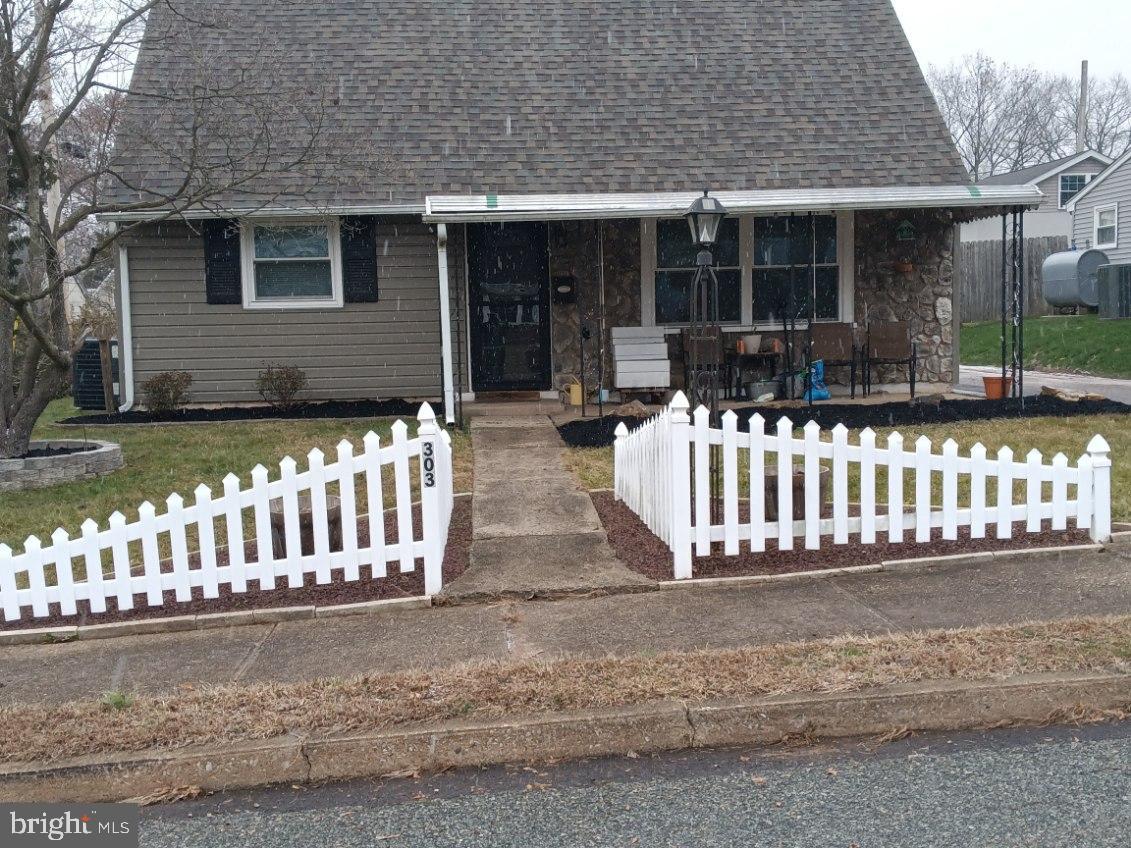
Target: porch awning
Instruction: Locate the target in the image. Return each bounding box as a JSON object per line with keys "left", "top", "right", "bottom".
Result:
{"left": 423, "top": 185, "right": 1043, "bottom": 223}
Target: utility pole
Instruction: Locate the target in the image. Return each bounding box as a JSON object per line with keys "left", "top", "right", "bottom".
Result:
{"left": 1076, "top": 60, "right": 1089, "bottom": 153}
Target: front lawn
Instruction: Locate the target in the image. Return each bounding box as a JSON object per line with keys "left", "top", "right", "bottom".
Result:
{"left": 1, "top": 399, "right": 472, "bottom": 548}
{"left": 564, "top": 413, "right": 1131, "bottom": 522}
{"left": 961, "top": 315, "right": 1131, "bottom": 378}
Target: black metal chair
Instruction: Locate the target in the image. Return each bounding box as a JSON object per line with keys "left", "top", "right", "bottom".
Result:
{"left": 863, "top": 321, "right": 918, "bottom": 398}
{"left": 807, "top": 323, "right": 859, "bottom": 399}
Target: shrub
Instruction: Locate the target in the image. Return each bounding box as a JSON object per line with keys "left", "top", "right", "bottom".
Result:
{"left": 141, "top": 371, "right": 193, "bottom": 413}
{"left": 256, "top": 362, "right": 308, "bottom": 411}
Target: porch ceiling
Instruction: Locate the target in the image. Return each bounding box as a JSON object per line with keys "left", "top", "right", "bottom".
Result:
{"left": 424, "top": 185, "right": 1043, "bottom": 223}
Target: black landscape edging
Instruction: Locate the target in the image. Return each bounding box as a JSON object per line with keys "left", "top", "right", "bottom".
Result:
{"left": 60, "top": 398, "right": 426, "bottom": 426}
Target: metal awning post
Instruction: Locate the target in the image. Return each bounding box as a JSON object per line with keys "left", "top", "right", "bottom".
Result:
{"left": 1001, "top": 212, "right": 1008, "bottom": 386}
{"left": 435, "top": 224, "right": 456, "bottom": 425}
{"left": 1018, "top": 208, "right": 1026, "bottom": 409}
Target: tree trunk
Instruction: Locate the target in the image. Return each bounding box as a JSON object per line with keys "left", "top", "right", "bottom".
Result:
{"left": 0, "top": 363, "right": 66, "bottom": 459}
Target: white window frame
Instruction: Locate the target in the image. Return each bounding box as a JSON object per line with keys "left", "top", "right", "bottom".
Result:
{"left": 1094, "top": 203, "right": 1119, "bottom": 250}
{"left": 640, "top": 211, "right": 854, "bottom": 331}
{"left": 240, "top": 218, "right": 344, "bottom": 310}
{"left": 1059, "top": 173, "right": 1090, "bottom": 209}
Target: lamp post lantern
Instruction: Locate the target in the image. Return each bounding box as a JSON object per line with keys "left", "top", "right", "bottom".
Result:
{"left": 685, "top": 190, "right": 728, "bottom": 422}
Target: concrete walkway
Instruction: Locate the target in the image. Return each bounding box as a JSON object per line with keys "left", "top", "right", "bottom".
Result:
{"left": 1, "top": 546, "right": 1127, "bottom": 706}
{"left": 958, "top": 365, "right": 1131, "bottom": 404}
{"left": 439, "top": 415, "right": 651, "bottom": 602}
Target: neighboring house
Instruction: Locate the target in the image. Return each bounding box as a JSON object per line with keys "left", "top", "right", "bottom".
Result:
{"left": 104, "top": 0, "right": 1040, "bottom": 419}
{"left": 1068, "top": 147, "right": 1131, "bottom": 264}
{"left": 962, "top": 150, "right": 1112, "bottom": 242}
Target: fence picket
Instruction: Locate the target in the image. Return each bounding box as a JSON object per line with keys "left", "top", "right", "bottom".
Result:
{"left": 1076, "top": 453, "right": 1094, "bottom": 531}
{"left": 392, "top": 420, "right": 415, "bottom": 573}
{"left": 138, "top": 502, "right": 163, "bottom": 606}
{"left": 80, "top": 519, "right": 106, "bottom": 614}
{"left": 24, "top": 536, "right": 49, "bottom": 618}
{"left": 51, "top": 528, "right": 78, "bottom": 617}
{"left": 722, "top": 411, "right": 739, "bottom": 555}
{"left": 832, "top": 424, "right": 849, "bottom": 545}
{"left": 887, "top": 432, "right": 905, "bottom": 544}
{"left": 942, "top": 439, "right": 959, "bottom": 541}
{"left": 996, "top": 447, "right": 1014, "bottom": 539}
{"left": 280, "top": 457, "right": 303, "bottom": 588}
{"left": 777, "top": 417, "right": 794, "bottom": 551}
{"left": 970, "top": 443, "right": 988, "bottom": 539}
{"left": 669, "top": 394, "right": 693, "bottom": 579}
{"left": 1026, "top": 449, "right": 1043, "bottom": 533}
{"left": 1051, "top": 454, "right": 1069, "bottom": 530}
{"left": 915, "top": 437, "right": 932, "bottom": 543}
{"left": 251, "top": 465, "right": 275, "bottom": 590}
{"left": 860, "top": 428, "right": 876, "bottom": 544}
{"left": 109, "top": 511, "right": 132, "bottom": 611}
{"left": 363, "top": 432, "right": 387, "bottom": 578}
{"left": 195, "top": 485, "right": 219, "bottom": 599}
{"left": 223, "top": 473, "right": 248, "bottom": 593}
{"left": 749, "top": 414, "right": 766, "bottom": 553}
{"left": 338, "top": 440, "right": 360, "bottom": 582}
{"left": 0, "top": 544, "right": 18, "bottom": 621}
{"left": 167, "top": 494, "right": 192, "bottom": 602}
{"left": 693, "top": 406, "right": 711, "bottom": 556}
{"left": 803, "top": 421, "right": 821, "bottom": 550}
{"left": 308, "top": 449, "right": 332, "bottom": 584}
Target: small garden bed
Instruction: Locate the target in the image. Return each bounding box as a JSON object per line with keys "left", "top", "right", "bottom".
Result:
{"left": 60, "top": 397, "right": 423, "bottom": 426}
{"left": 591, "top": 492, "right": 1093, "bottom": 582}
{"left": 0, "top": 498, "right": 472, "bottom": 632}
{"left": 558, "top": 395, "right": 1131, "bottom": 448}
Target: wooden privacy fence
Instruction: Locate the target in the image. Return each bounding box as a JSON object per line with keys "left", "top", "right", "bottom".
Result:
{"left": 958, "top": 236, "right": 1066, "bottom": 322}
{"left": 615, "top": 393, "right": 1112, "bottom": 579}
{"left": 0, "top": 404, "right": 454, "bottom": 623}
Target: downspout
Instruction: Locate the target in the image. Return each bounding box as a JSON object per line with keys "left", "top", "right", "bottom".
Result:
{"left": 116, "top": 242, "right": 135, "bottom": 413}
{"left": 435, "top": 224, "right": 456, "bottom": 424}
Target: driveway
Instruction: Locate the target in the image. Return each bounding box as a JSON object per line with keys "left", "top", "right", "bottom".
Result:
{"left": 958, "top": 364, "right": 1131, "bottom": 404}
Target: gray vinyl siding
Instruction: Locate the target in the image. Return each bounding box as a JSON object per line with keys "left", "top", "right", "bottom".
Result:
{"left": 1033, "top": 157, "right": 1109, "bottom": 211}
{"left": 1072, "top": 157, "right": 1131, "bottom": 264}
{"left": 123, "top": 219, "right": 443, "bottom": 404}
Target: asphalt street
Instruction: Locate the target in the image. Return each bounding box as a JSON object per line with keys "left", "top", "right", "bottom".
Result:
{"left": 142, "top": 721, "right": 1131, "bottom": 847}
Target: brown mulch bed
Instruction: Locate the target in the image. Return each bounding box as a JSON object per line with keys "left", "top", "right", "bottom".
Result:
{"left": 0, "top": 497, "right": 472, "bottom": 632}
{"left": 591, "top": 491, "right": 1094, "bottom": 582}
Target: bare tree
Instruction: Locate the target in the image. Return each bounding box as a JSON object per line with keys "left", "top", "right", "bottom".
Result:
{"left": 928, "top": 52, "right": 1131, "bottom": 180}
{"left": 0, "top": 0, "right": 338, "bottom": 458}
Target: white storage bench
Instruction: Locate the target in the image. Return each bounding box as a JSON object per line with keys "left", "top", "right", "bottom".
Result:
{"left": 612, "top": 327, "right": 671, "bottom": 391}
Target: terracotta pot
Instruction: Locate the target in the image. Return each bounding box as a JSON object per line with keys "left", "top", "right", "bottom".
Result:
{"left": 982, "top": 375, "right": 1013, "bottom": 400}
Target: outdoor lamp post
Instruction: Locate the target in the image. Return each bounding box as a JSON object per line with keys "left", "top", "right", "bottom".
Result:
{"left": 686, "top": 190, "right": 727, "bottom": 251}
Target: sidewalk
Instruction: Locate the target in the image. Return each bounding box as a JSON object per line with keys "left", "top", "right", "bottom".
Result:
{"left": 958, "top": 365, "right": 1131, "bottom": 403}
{"left": 1, "top": 545, "right": 1127, "bottom": 706}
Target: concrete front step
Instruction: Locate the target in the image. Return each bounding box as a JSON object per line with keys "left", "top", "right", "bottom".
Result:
{"left": 473, "top": 488, "right": 603, "bottom": 540}
{"left": 440, "top": 532, "right": 655, "bottom": 602}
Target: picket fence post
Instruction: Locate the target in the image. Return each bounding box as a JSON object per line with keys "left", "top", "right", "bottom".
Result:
{"left": 417, "top": 403, "right": 444, "bottom": 595}
{"left": 614, "top": 423, "right": 628, "bottom": 502}
{"left": 668, "top": 392, "right": 693, "bottom": 580}
{"left": 1088, "top": 435, "right": 1112, "bottom": 543}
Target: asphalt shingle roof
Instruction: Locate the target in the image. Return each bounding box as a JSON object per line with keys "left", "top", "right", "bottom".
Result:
{"left": 107, "top": 0, "right": 970, "bottom": 210}
{"left": 979, "top": 151, "right": 1111, "bottom": 185}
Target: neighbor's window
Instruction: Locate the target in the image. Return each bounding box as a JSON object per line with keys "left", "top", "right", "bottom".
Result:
{"left": 654, "top": 217, "right": 741, "bottom": 324}
{"left": 241, "top": 220, "right": 342, "bottom": 308}
{"left": 752, "top": 215, "right": 839, "bottom": 323}
{"left": 1095, "top": 204, "right": 1119, "bottom": 248}
{"left": 1060, "top": 174, "right": 1088, "bottom": 208}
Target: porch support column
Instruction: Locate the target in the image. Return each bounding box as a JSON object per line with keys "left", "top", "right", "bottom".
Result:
{"left": 436, "top": 224, "right": 456, "bottom": 425}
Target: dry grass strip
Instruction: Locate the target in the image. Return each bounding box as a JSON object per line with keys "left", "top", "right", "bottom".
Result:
{"left": 3, "top": 616, "right": 1129, "bottom": 765}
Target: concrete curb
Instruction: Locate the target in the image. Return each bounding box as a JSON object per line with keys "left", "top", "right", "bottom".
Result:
{"left": 2, "top": 671, "right": 1125, "bottom": 803}
{"left": 0, "top": 596, "right": 431, "bottom": 646}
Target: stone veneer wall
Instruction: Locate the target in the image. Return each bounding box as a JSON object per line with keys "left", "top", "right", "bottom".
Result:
{"left": 854, "top": 209, "right": 957, "bottom": 385}
{"left": 549, "top": 219, "right": 641, "bottom": 389}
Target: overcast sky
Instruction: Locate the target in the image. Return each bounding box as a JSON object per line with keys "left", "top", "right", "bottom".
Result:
{"left": 891, "top": 0, "right": 1131, "bottom": 79}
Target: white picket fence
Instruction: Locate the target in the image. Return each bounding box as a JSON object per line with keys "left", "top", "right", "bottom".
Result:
{"left": 0, "top": 404, "right": 454, "bottom": 623}
{"left": 615, "top": 392, "right": 1113, "bottom": 580}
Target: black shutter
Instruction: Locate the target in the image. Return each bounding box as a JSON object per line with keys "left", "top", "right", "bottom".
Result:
{"left": 203, "top": 219, "right": 241, "bottom": 305}
{"left": 341, "top": 216, "right": 379, "bottom": 303}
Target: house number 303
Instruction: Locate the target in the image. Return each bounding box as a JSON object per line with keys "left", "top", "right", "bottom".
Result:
{"left": 422, "top": 442, "right": 436, "bottom": 488}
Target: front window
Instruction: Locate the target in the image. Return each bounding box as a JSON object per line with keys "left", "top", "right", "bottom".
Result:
{"left": 654, "top": 217, "right": 741, "bottom": 324}
{"left": 1060, "top": 174, "right": 1088, "bottom": 208}
{"left": 1095, "top": 204, "right": 1118, "bottom": 248}
{"left": 241, "top": 220, "right": 343, "bottom": 308}
{"left": 752, "top": 215, "right": 839, "bottom": 323}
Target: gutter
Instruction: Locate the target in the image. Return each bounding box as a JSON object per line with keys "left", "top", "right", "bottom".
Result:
{"left": 116, "top": 243, "right": 134, "bottom": 414}
{"left": 99, "top": 203, "right": 426, "bottom": 224}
